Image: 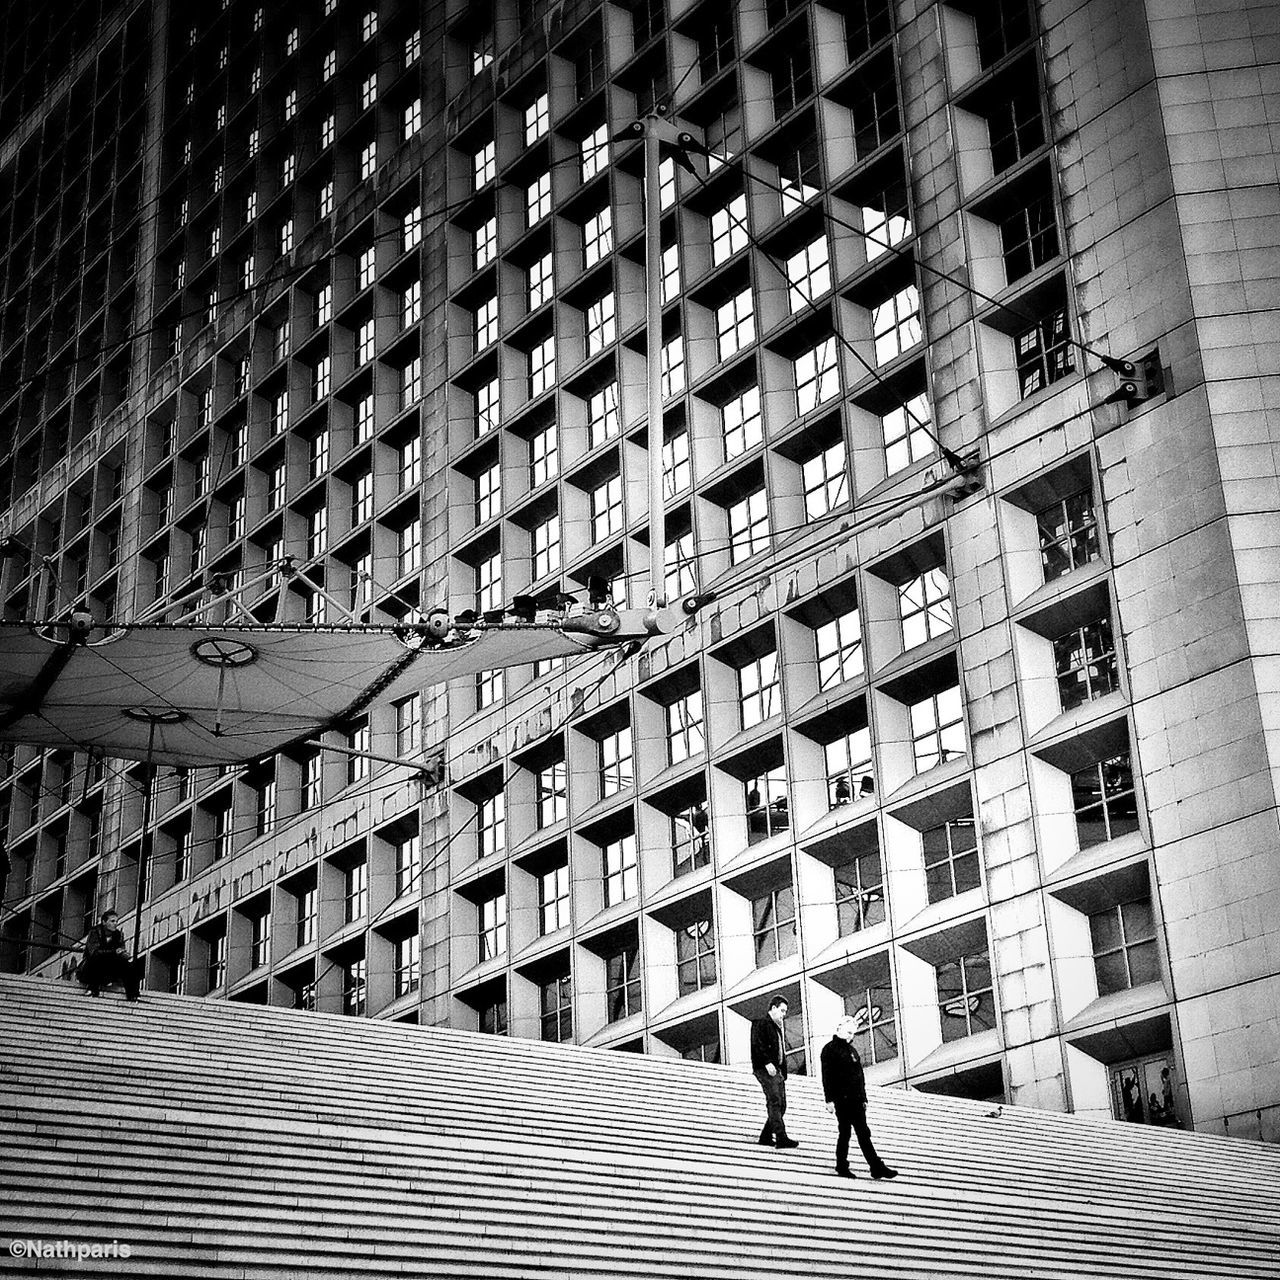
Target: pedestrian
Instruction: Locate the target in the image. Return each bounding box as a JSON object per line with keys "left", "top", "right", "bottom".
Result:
{"left": 750, "top": 995, "right": 799, "bottom": 1149}
{"left": 76, "top": 910, "right": 140, "bottom": 1001}
{"left": 819, "top": 1015, "right": 898, "bottom": 1180}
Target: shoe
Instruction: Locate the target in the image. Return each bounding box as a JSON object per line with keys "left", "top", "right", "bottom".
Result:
{"left": 775, "top": 1137, "right": 800, "bottom": 1149}
{"left": 835, "top": 1167, "right": 856, "bottom": 1179}
{"left": 870, "top": 1165, "right": 898, "bottom": 1180}
{"left": 757, "top": 1134, "right": 774, "bottom": 1146}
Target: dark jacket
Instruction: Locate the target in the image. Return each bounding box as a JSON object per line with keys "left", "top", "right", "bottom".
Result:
{"left": 750, "top": 1015, "right": 787, "bottom": 1078}
{"left": 84, "top": 923, "right": 126, "bottom": 961}
{"left": 820, "top": 1035, "right": 867, "bottom": 1108}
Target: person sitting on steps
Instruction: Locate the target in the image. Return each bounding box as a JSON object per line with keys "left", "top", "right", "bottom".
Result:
{"left": 76, "top": 910, "right": 140, "bottom": 1002}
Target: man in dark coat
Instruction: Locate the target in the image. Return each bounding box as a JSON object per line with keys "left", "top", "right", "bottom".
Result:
{"left": 750, "top": 995, "right": 799, "bottom": 1149}
{"left": 819, "top": 1015, "right": 897, "bottom": 1179}
{"left": 76, "top": 910, "right": 140, "bottom": 1001}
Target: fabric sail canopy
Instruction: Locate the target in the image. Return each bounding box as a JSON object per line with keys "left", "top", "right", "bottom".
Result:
{"left": 0, "top": 616, "right": 638, "bottom": 767}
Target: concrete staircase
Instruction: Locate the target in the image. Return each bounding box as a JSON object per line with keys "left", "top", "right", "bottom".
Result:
{"left": 1, "top": 974, "right": 1278, "bottom": 1278}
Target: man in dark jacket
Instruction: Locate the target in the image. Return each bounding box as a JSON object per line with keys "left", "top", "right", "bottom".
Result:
{"left": 750, "top": 995, "right": 799, "bottom": 1149}
{"left": 819, "top": 1015, "right": 897, "bottom": 1179}
{"left": 76, "top": 910, "right": 139, "bottom": 1001}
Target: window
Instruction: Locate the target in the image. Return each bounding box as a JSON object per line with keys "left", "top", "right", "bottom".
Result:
{"left": 405, "top": 28, "right": 422, "bottom": 65}
{"left": 796, "top": 338, "right": 839, "bottom": 413}
{"left": 673, "top": 918, "right": 716, "bottom": 995}
{"left": 584, "top": 207, "right": 613, "bottom": 266}
{"left": 475, "top": 217, "right": 498, "bottom": 270}
{"left": 991, "top": 85, "right": 1044, "bottom": 174}
{"left": 540, "top": 972, "right": 572, "bottom": 1042}
{"left": 530, "top": 336, "right": 556, "bottom": 396}
{"left": 666, "top": 690, "right": 704, "bottom": 764}
{"left": 1015, "top": 305, "right": 1074, "bottom": 398}
{"left": 699, "top": 16, "right": 735, "bottom": 80}
{"left": 476, "top": 379, "right": 500, "bottom": 435}
{"left": 924, "top": 819, "right": 980, "bottom": 903}
{"left": 746, "top": 767, "right": 789, "bottom": 842}
{"left": 845, "top": 0, "right": 894, "bottom": 60}
{"left": 537, "top": 761, "right": 568, "bottom": 828}
{"left": 357, "top": 395, "right": 376, "bottom": 443}
{"left": 588, "top": 383, "right": 620, "bottom": 447}
{"left": 271, "top": 391, "right": 289, "bottom": 435}
{"left": 404, "top": 99, "right": 423, "bottom": 141}
{"left": 285, "top": 26, "right": 299, "bottom": 55}
{"left": 474, "top": 140, "right": 496, "bottom": 189}
{"left": 360, "top": 74, "right": 378, "bottom": 111}
{"left": 527, "top": 172, "right": 552, "bottom": 226}
{"left": 591, "top": 474, "right": 624, "bottom": 540}
{"left": 772, "top": 45, "right": 813, "bottom": 118}
{"left": 1038, "top": 490, "right": 1099, "bottom": 580}
{"left": 395, "top": 694, "right": 421, "bottom": 757}
{"left": 360, "top": 141, "right": 377, "bottom": 180}
{"left": 715, "top": 289, "right": 755, "bottom": 360}
{"left": 309, "top": 428, "right": 330, "bottom": 478}
{"left": 835, "top": 851, "right": 885, "bottom": 934}
{"left": 728, "top": 488, "right": 770, "bottom": 563}
{"left": 284, "top": 89, "right": 298, "bottom": 122}
{"left": 586, "top": 293, "right": 616, "bottom": 355}
{"left": 240, "top": 255, "right": 256, "bottom": 291}
{"left": 398, "top": 519, "right": 422, "bottom": 576}
{"left": 1002, "top": 197, "right": 1059, "bottom": 284}
{"left": 539, "top": 864, "right": 571, "bottom": 933}
{"left": 779, "top": 134, "right": 821, "bottom": 213}
{"left": 274, "top": 321, "right": 291, "bottom": 362}
{"left": 976, "top": 0, "right": 1032, "bottom": 68}
{"left": 532, "top": 513, "right": 561, "bottom": 580}
{"left": 347, "top": 722, "right": 371, "bottom": 784}
{"left": 477, "top": 551, "right": 502, "bottom": 612}
{"left": 825, "top": 727, "right": 873, "bottom": 807}
{"left": 582, "top": 122, "right": 609, "bottom": 180}
{"left": 574, "top": 33, "right": 604, "bottom": 98}
{"left": 752, "top": 885, "right": 797, "bottom": 966}
{"left": 476, "top": 462, "right": 501, "bottom": 524}
{"left": 603, "top": 834, "right": 638, "bottom": 906}
{"left": 599, "top": 727, "right": 633, "bottom": 797}
{"left": 738, "top": 650, "right": 780, "bottom": 728}
{"left": 525, "top": 93, "right": 549, "bottom": 144}
{"left": 393, "top": 833, "right": 421, "bottom": 898}
{"left": 476, "top": 296, "right": 499, "bottom": 350}
{"left": 358, "top": 247, "right": 377, "bottom": 290}
{"left": 478, "top": 790, "right": 505, "bottom": 857}
{"left": 315, "top": 285, "right": 333, "bottom": 327}
{"left": 344, "top": 860, "right": 368, "bottom": 922}
{"left": 937, "top": 949, "right": 995, "bottom": 1042}
{"left": 816, "top": 608, "right": 863, "bottom": 689}
{"left": 723, "top": 385, "right": 763, "bottom": 458}
{"left": 476, "top": 668, "right": 504, "bottom": 710}
{"left": 851, "top": 62, "right": 900, "bottom": 158}
{"left": 1072, "top": 753, "right": 1138, "bottom": 848}
{"left": 313, "top": 356, "right": 331, "bottom": 402}
{"left": 530, "top": 424, "right": 558, "bottom": 485}
{"left": 899, "top": 568, "right": 952, "bottom": 648}
{"left": 480, "top": 995, "right": 507, "bottom": 1035}
{"left": 672, "top": 804, "right": 710, "bottom": 876}
{"left": 250, "top": 910, "right": 271, "bottom": 969}
{"left": 296, "top": 884, "right": 318, "bottom": 946}
{"left": 404, "top": 206, "right": 423, "bottom": 251}
{"left": 478, "top": 891, "right": 507, "bottom": 961}
{"left": 785, "top": 237, "right": 831, "bottom": 312}
{"left": 910, "top": 687, "right": 965, "bottom": 772}
{"left": 606, "top": 946, "right": 642, "bottom": 1021}
{"left": 529, "top": 253, "right": 554, "bottom": 310}
{"left": 323, "top": 50, "right": 336, "bottom": 81}
{"left": 802, "top": 440, "right": 849, "bottom": 518}
{"left": 660, "top": 244, "right": 682, "bottom": 304}
{"left": 873, "top": 286, "right": 922, "bottom": 364}
{"left": 280, "top": 220, "right": 295, "bottom": 255}
{"left": 663, "top": 429, "right": 691, "bottom": 498}
{"left": 394, "top": 934, "right": 420, "bottom": 997}
{"left": 402, "top": 281, "right": 422, "bottom": 328}
{"left": 1054, "top": 617, "right": 1118, "bottom": 711}
{"left": 1091, "top": 898, "right": 1159, "bottom": 995}
{"left": 883, "top": 392, "right": 933, "bottom": 474}
{"left": 473, "top": 28, "right": 495, "bottom": 74}
{"left": 343, "top": 958, "right": 367, "bottom": 1016}
{"left": 268, "top": 466, "right": 286, "bottom": 511}
{"left": 710, "top": 195, "right": 748, "bottom": 265}
{"left": 307, "top": 508, "right": 328, "bottom": 558}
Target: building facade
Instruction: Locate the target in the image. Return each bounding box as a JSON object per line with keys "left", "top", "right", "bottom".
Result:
{"left": 1, "top": 0, "right": 1278, "bottom": 1140}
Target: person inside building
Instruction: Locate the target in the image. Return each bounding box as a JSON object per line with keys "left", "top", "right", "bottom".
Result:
{"left": 819, "top": 1015, "right": 898, "bottom": 1181}
{"left": 76, "top": 910, "right": 140, "bottom": 1001}
{"left": 750, "top": 995, "right": 799, "bottom": 1150}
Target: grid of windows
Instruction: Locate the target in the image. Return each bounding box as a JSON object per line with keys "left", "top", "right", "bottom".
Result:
{"left": 899, "top": 569, "right": 953, "bottom": 649}
{"left": 666, "top": 690, "right": 705, "bottom": 764}
{"left": 1090, "top": 898, "right": 1159, "bottom": 995}
{"left": 540, "top": 972, "right": 572, "bottom": 1042}
{"left": 710, "top": 195, "right": 749, "bottom": 265}
{"left": 835, "top": 851, "right": 885, "bottom": 934}
{"left": 923, "top": 819, "right": 980, "bottom": 903}
{"left": 1072, "top": 754, "right": 1139, "bottom": 848}
{"left": 724, "top": 385, "right": 763, "bottom": 458}
{"left": 825, "top": 727, "right": 873, "bottom": 807}
{"left": 937, "top": 950, "right": 995, "bottom": 1043}
{"left": 802, "top": 441, "right": 850, "bottom": 518}
{"left": 752, "top": 885, "right": 797, "bottom": 966}
{"left": 603, "top": 834, "right": 638, "bottom": 906}
{"left": 738, "top": 650, "right": 781, "bottom": 728}
{"left": 728, "top": 489, "right": 770, "bottom": 563}
{"left": 796, "top": 338, "right": 839, "bottom": 413}
{"left": 909, "top": 687, "right": 965, "bottom": 772}
{"left": 588, "top": 383, "right": 620, "bottom": 447}
{"left": 480, "top": 892, "right": 507, "bottom": 961}
{"left": 785, "top": 237, "right": 831, "bottom": 312}
{"left": 1015, "top": 306, "right": 1074, "bottom": 398}
{"left": 600, "top": 726, "right": 633, "bottom": 797}
{"left": 539, "top": 864, "right": 571, "bottom": 934}
{"left": 1038, "top": 491, "right": 1100, "bottom": 580}
{"left": 816, "top": 608, "right": 864, "bottom": 689}
{"left": 1054, "top": 617, "right": 1118, "bottom": 711}
{"left": 715, "top": 289, "right": 755, "bottom": 360}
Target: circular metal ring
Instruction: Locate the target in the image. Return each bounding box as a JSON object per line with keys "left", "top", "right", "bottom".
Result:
{"left": 191, "top": 636, "right": 259, "bottom": 668}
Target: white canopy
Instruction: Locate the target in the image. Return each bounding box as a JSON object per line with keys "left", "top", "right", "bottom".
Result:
{"left": 0, "top": 613, "right": 650, "bottom": 767}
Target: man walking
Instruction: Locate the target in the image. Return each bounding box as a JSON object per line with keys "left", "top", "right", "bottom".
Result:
{"left": 819, "top": 1015, "right": 897, "bottom": 1180}
{"left": 76, "top": 910, "right": 140, "bottom": 1001}
{"left": 750, "top": 995, "right": 799, "bottom": 1149}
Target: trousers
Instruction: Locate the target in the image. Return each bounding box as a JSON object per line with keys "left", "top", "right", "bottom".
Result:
{"left": 834, "top": 1099, "right": 882, "bottom": 1171}
{"left": 755, "top": 1070, "right": 788, "bottom": 1141}
{"left": 78, "top": 953, "right": 141, "bottom": 1000}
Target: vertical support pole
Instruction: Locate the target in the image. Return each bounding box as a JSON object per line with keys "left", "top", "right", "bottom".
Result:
{"left": 643, "top": 116, "right": 667, "bottom": 608}
{"left": 130, "top": 719, "right": 158, "bottom": 969}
